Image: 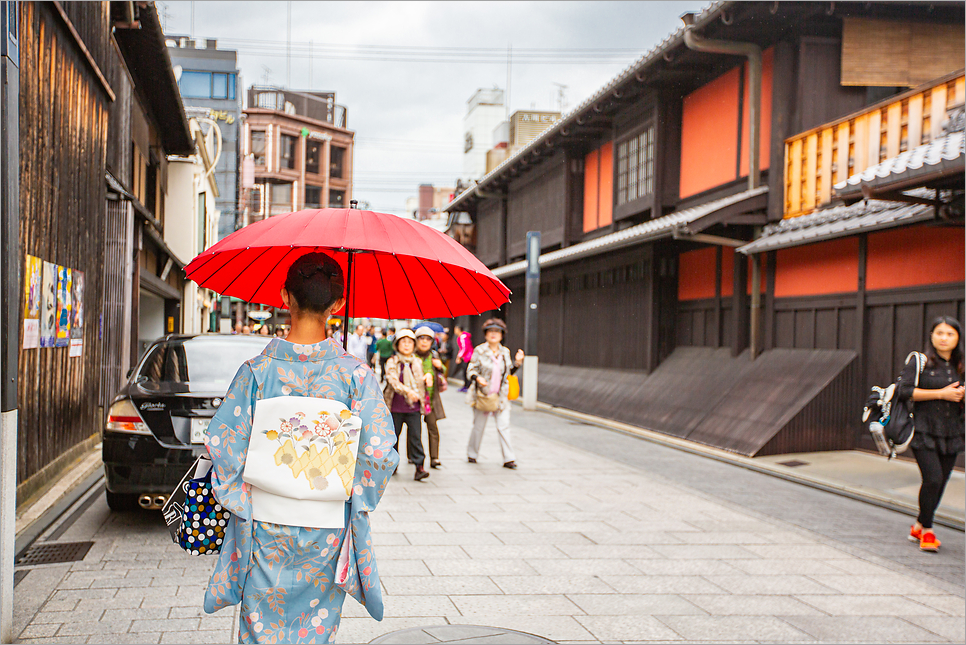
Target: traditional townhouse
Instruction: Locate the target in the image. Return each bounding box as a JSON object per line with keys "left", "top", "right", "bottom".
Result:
{"left": 444, "top": 1, "right": 964, "bottom": 459}
{"left": 16, "top": 1, "right": 192, "bottom": 504}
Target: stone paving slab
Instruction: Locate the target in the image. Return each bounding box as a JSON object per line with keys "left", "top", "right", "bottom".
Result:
{"left": 12, "top": 385, "right": 966, "bottom": 644}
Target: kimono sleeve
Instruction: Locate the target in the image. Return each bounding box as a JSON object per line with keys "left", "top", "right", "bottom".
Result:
{"left": 205, "top": 362, "right": 257, "bottom": 521}
{"left": 349, "top": 364, "right": 399, "bottom": 515}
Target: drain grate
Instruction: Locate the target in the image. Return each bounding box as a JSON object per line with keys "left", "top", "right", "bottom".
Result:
{"left": 777, "top": 459, "right": 809, "bottom": 468}
{"left": 17, "top": 541, "right": 94, "bottom": 566}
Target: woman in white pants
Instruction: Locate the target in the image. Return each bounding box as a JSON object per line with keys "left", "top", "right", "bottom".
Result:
{"left": 465, "top": 318, "right": 524, "bottom": 469}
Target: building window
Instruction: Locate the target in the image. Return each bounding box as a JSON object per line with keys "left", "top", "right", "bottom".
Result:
{"left": 305, "top": 140, "right": 322, "bottom": 174}
{"left": 197, "top": 192, "right": 207, "bottom": 255}
{"left": 178, "top": 71, "right": 237, "bottom": 100}
{"left": 251, "top": 131, "right": 266, "bottom": 166}
{"left": 280, "top": 134, "right": 298, "bottom": 170}
{"left": 616, "top": 124, "right": 655, "bottom": 207}
{"left": 329, "top": 189, "right": 345, "bottom": 208}
{"left": 250, "top": 185, "right": 263, "bottom": 216}
{"left": 330, "top": 146, "right": 345, "bottom": 178}
{"left": 305, "top": 185, "right": 322, "bottom": 209}
{"left": 583, "top": 142, "right": 613, "bottom": 233}
{"left": 270, "top": 183, "right": 292, "bottom": 216}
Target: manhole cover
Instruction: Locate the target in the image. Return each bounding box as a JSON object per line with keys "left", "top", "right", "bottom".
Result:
{"left": 370, "top": 625, "right": 554, "bottom": 644}
{"left": 777, "top": 459, "right": 809, "bottom": 468}
{"left": 17, "top": 541, "right": 94, "bottom": 566}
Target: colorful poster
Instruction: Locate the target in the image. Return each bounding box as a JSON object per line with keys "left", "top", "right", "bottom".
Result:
{"left": 55, "top": 265, "right": 71, "bottom": 348}
{"left": 22, "top": 255, "right": 42, "bottom": 349}
{"left": 69, "top": 270, "right": 84, "bottom": 357}
{"left": 40, "top": 261, "right": 57, "bottom": 348}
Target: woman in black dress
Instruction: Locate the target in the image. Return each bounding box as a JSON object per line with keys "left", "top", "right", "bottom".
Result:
{"left": 897, "top": 316, "right": 965, "bottom": 552}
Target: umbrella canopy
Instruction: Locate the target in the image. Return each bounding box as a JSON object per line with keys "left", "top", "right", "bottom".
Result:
{"left": 184, "top": 208, "right": 511, "bottom": 320}
{"left": 412, "top": 321, "right": 445, "bottom": 334}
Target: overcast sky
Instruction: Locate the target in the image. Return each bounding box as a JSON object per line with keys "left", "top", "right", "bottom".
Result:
{"left": 162, "top": 1, "right": 701, "bottom": 216}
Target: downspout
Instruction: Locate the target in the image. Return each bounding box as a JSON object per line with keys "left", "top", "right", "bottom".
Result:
{"left": 681, "top": 12, "right": 764, "bottom": 359}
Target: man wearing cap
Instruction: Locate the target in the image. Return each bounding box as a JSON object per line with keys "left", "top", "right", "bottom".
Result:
{"left": 415, "top": 326, "right": 447, "bottom": 469}
{"left": 465, "top": 318, "right": 524, "bottom": 469}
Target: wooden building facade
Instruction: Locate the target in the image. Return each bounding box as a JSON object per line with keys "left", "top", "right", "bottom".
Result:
{"left": 446, "top": 1, "right": 964, "bottom": 458}
{"left": 16, "top": 1, "right": 192, "bottom": 503}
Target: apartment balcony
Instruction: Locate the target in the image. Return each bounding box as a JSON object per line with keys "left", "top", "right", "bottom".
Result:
{"left": 248, "top": 86, "right": 348, "bottom": 129}
{"left": 784, "top": 72, "right": 965, "bottom": 218}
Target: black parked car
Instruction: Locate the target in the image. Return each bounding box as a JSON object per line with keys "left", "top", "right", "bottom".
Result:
{"left": 103, "top": 334, "right": 272, "bottom": 511}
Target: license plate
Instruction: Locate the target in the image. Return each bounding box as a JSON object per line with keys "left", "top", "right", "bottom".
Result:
{"left": 190, "top": 418, "right": 210, "bottom": 444}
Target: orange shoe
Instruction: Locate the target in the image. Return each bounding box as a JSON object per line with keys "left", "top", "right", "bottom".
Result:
{"left": 920, "top": 530, "right": 940, "bottom": 552}
{"left": 908, "top": 525, "right": 922, "bottom": 542}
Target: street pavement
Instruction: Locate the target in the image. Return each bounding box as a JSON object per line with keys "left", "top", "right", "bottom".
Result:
{"left": 12, "top": 386, "right": 966, "bottom": 644}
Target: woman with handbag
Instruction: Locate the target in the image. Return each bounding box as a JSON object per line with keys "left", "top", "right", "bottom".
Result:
{"left": 201, "top": 252, "right": 399, "bottom": 643}
{"left": 897, "top": 316, "right": 965, "bottom": 552}
{"left": 383, "top": 329, "right": 431, "bottom": 481}
{"left": 465, "top": 318, "right": 524, "bottom": 469}
{"left": 415, "top": 326, "right": 447, "bottom": 469}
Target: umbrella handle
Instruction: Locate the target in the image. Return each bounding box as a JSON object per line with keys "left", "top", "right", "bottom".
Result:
{"left": 343, "top": 252, "right": 353, "bottom": 351}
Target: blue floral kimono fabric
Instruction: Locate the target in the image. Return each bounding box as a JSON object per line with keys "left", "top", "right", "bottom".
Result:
{"left": 202, "top": 338, "right": 399, "bottom": 644}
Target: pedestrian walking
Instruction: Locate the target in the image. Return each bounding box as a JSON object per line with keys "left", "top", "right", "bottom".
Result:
{"left": 415, "top": 326, "right": 447, "bottom": 469}
{"left": 465, "top": 318, "right": 523, "bottom": 469}
{"left": 375, "top": 329, "right": 393, "bottom": 383}
{"left": 438, "top": 331, "right": 452, "bottom": 377}
{"left": 202, "top": 251, "right": 399, "bottom": 643}
{"left": 898, "top": 316, "right": 965, "bottom": 552}
{"left": 383, "top": 329, "right": 431, "bottom": 481}
{"left": 346, "top": 323, "right": 370, "bottom": 361}
{"left": 454, "top": 325, "right": 473, "bottom": 392}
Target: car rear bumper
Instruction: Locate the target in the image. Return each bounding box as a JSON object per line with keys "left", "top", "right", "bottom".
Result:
{"left": 102, "top": 431, "right": 204, "bottom": 494}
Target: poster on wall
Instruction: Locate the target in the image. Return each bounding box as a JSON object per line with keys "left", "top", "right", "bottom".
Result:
{"left": 40, "top": 261, "right": 57, "bottom": 348}
{"left": 22, "top": 255, "right": 42, "bottom": 349}
{"left": 69, "top": 270, "right": 84, "bottom": 357}
{"left": 55, "top": 265, "right": 72, "bottom": 348}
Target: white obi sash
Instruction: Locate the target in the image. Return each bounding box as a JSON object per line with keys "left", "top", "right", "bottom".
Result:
{"left": 242, "top": 396, "right": 362, "bottom": 529}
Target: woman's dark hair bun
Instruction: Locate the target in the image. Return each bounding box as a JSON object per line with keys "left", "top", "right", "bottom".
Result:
{"left": 284, "top": 252, "right": 344, "bottom": 315}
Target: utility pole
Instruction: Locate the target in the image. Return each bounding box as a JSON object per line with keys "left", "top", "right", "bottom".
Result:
{"left": 523, "top": 231, "right": 539, "bottom": 411}
{"left": 0, "top": 3, "right": 19, "bottom": 642}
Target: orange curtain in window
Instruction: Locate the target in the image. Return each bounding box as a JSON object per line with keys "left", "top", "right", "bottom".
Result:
{"left": 598, "top": 142, "right": 613, "bottom": 227}
{"left": 583, "top": 149, "right": 599, "bottom": 233}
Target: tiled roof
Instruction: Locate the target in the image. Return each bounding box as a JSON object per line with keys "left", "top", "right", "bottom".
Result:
{"left": 834, "top": 111, "right": 965, "bottom": 199}
{"left": 492, "top": 186, "right": 768, "bottom": 278}
{"left": 738, "top": 194, "right": 934, "bottom": 255}
{"left": 445, "top": 1, "right": 727, "bottom": 213}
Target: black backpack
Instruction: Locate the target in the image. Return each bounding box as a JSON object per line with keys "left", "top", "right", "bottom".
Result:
{"left": 863, "top": 351, "right": 925, "bottom": 459}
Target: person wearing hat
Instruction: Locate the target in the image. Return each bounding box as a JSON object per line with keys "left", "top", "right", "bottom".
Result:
{"left": 383, "top": 329, "right": 430, "bottom": 480}
{"left": 415, "top": 326, "right": 447, "bottom": 469}
{"left": 465, "top": 318, "right": 524, "bottom": 469}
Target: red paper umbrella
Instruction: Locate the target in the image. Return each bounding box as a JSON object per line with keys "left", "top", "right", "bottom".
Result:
{"left": 184, "top": 207, "right": 511, "bottom": 320}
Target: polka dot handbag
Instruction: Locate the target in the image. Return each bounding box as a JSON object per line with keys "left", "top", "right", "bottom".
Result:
{"left": 163, "top": 456, "right": 231, "bottom": 556}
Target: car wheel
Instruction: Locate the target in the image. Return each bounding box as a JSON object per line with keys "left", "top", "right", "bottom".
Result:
{"left": 105, "top": 491, "right": 139, "bottom": 512}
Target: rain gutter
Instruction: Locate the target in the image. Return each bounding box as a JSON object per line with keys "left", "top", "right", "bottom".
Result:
{"left": 681, "top": 12, "right": 764, "bottom": 358}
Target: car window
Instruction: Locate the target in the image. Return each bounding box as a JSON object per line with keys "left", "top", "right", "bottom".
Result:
{"left": 138, "top": 337, "right": 271, "bottom": 392}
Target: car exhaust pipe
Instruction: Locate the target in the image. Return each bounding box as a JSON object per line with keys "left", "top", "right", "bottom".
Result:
{"left": 138, "top": 494, "right": 168, "bottom": 510}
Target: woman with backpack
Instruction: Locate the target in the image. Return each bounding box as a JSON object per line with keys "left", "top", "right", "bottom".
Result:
{"left": 465, "top": 318, "right": 524, "bottom": 469}
{"left": 897, "top": 316, "right": 964, "bottom": 552}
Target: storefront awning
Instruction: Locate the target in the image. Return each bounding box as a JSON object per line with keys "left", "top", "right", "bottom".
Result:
{"left": 738, "top": 196, "right": 936, "bottom": 255}
{"left": 492, "top": 186, "right": 768, "bottom": 279}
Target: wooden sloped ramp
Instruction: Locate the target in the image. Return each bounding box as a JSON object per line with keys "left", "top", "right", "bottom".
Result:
{"left": 536, "top": 347, "right": 859, "bottom": 457}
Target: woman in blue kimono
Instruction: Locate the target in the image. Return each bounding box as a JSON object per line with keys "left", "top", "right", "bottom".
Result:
{"left": 202, "top": 252, "right": 399, "bottom": 644}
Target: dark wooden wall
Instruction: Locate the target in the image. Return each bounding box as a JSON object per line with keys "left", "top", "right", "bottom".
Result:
{"left": 506, "top": 152, "right": 566, "bottom": 260}
{"left": 475, "top": 198, "right": 503, "bottom": 268}
{"left": 18, "top": 2, "right": 110, "bottom": 487}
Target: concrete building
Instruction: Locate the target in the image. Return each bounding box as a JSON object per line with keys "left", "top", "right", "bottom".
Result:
{"left": 241, "top": 86, "right": 353, "bottom": 226}
{"left": 166, "top": 118, "right": 221, "bottom": 333}
{"left": 462, "top": 88, "right": 505, "bottom": 181}
{"left": 166, "top": 36, "right": 241, "bottom": 241}
{"left": 486, "top": 109, "right": 561, "bottom": 174}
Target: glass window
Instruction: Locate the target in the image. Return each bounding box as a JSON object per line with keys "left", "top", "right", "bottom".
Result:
{"left": 304, "top": 185, "right": 322, "bottom": 208}
{"left": 251, "top": 131, "right": 266, "bottom": 166}
{"left": 228, "top": 74, "right": 236, "bottom": 100}
{"left": 197, "top": 192, "right": 206, "bottom": 255}
{"left": 271, "top": 183, "right": 292, "bottom": 206}
{"left": 212, "top": 73, "right": 228, "bottom": 99}
{"left": 305, "top": 141, "right": 321, "bottom": 174}
{"left": 329, "top": 146, "right": 345, "bottom": 178}
{"left": 250, "top": 185, "right": 263, "bottom": 215}
{"left": 616, "top": 124, "right": 655, "bottom": 207}
{"left": 280, "top": 134, "right": 298, "bottom": 170}
{"left": 137, "top": 336, "right": 271, "bottom": 393}
{"left": 179, "top": 71, "right": 211, "bottom": 98}
{"left": 328, "top": 189, "right": 345, "bottom": 208}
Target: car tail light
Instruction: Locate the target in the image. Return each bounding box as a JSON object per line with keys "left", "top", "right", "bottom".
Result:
{"left": 106, "top": 399, "right": 151, "bottom": 435}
